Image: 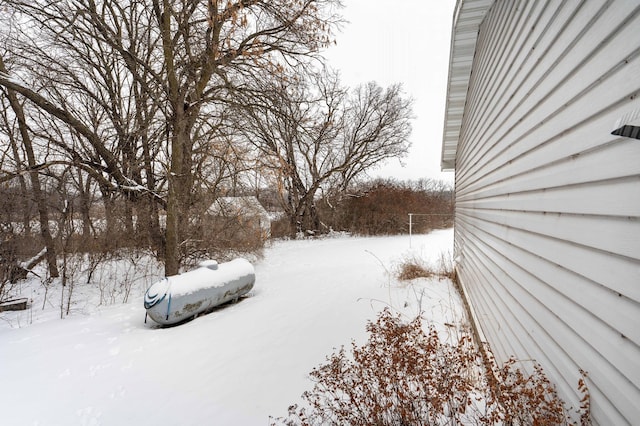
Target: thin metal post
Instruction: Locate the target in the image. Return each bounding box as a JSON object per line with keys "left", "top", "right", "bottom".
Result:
{"left": 408, "top": 213, "right": 413, "bottom": 248}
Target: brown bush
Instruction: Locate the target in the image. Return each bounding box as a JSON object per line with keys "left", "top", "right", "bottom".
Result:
{"left": 396, "top": 260, "right": 435, "bottom": 281}
{"left": 181, "top": 214, "right": 265, "bottom": 267}
{"left": 395, "top": 252, "right": 458, "bottom": 282}
{"left": 318, "top": 179, "right": 453, "bottom": 236}
{"left": 270, "top": 215, "right": 294, "bottom": 239}
{"left": 271, "top": 309, "right": 589, "bottom": 426}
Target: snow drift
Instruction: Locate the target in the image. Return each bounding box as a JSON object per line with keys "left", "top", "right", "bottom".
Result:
{"left": 0, "top": 230, "right": 458, "bottom": 425}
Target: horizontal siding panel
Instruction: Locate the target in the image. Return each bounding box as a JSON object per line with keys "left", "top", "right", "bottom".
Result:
{"left": 458, "top": 0, "right": 596, "bottom": 177}
{"left": 458, "top": 208, "right": 640, "bottom": 282}
{"left": 456, "top": 137, "right": 640, "bottom": 201}
{"left": 458, "top": 211, "right": 640, "bottom": 347}
{"left": 465, "top": 0, "right": 524, "bottom": 127}
{"left": 457, "top": 176, "right": 640, "bottom": 217}
{"left": 458, "top": 4, "right": 640, "bottom": 187}
{"left": 456, "top": 219, "right": 640, "bottom": 424}
{"left": 462, "top": 0, "right": 551, "bottom": 154}
{"left": 502, "top": 2, "right": 639, "bottom": 127}
{"left": 455, "top": 227, "right": 633, "bottom": 425}
{"left": 455, "top": 228, "right": 545, "bottom": 361}
{"left": 449, "top": 1, "right": 640, "bottom": 424}
{"left": 460, "top": 0, "right": 578, "bottom": 163}
{"left": 460, "top": 51, "right": 640, "bottom": 190}
{"left": 458, "top": 210, "right": 640, "bottom": 307}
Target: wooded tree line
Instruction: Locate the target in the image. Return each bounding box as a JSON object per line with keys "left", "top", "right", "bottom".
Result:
{"left": 0, "top": 0, "right": 416, "bottom": 278}
{"left": 323, "top": 178, "right": 453, "bottom": 236}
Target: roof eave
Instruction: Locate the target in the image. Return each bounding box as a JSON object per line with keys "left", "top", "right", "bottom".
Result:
{"left": 440, "top": 0, "right": 495, "bottom": 171}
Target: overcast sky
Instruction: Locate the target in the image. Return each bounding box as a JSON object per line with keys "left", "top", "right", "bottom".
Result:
{"left": 323, "top": 0, "right": 457, "bottom": 184}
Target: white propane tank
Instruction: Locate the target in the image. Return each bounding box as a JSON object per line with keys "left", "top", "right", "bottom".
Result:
{"left": 144, "top": 258, "right": 255, "bottom": 325}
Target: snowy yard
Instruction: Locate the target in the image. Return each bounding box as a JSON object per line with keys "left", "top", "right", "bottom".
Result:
{"left": 0, "top": 229, "right": 462, "bottom": 425}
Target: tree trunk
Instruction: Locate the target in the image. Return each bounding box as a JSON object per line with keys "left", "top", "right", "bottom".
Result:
{"left": 139, "top": 119, "right": 162, "bottom": 255}
{"left": 4, "top": 119, "right": 32, "bottom": 234}
{"left": 101, "top": 188, "right": 117, "bottom": 250}
{"left": 165, "top": 115, "right": 193, "bottom": 276}
{"left": 75, "top": 169, "right": 93, "bottom": 239}
{"left": 123, "top": 197, "right": 135, "bottom": 239}
{"left": 0, "top": 57, "right": 59, "bottom": 277}
{"left": 297, "top": 201, "right": 320, "bottom": 236}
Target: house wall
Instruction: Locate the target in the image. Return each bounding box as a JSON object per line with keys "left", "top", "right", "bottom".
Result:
{"left": 449, "top": 1, "right": 640, "bottom": 424}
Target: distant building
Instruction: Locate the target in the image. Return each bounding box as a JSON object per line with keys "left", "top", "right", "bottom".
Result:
{"left": 207, "top": 196, "right": 271, "bottom": 240}
{"left": 441, "top": 1, "right": 640, "bottom": 424}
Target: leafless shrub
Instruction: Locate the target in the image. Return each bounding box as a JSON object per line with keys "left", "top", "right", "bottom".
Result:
{"left": 395, "top": 252, "right": 455, "bottom": 282}
{"left": 59, "top": 252, "right": 82, "bottom": 318}
{"left": 270, "top": 216, "right": 293, "bottom": 239}
{"left": 88, "top": 250, "right": 162, "bottom": 306}
{"left": 0, "top": 227, "right": 18, "bottom": 303}
{"left": 272, "top": 308, "right": 482, "bottom": 426}
{"left": 436, "top": 250, "right": 457, "bottom": 281}
{"left": 182, "top": 215, "right": 265, "bottom": 268}
{"left": 0, "top": 223, "right": 33, "bottom": 302}
{"left": 493, "top": 359, "right": 566, "bottom": 425}
{"left": 271, "top": 308, "right": 589, "bottom": 426}
{"left": 396, "top": 259, "right": 436, "bottom": 281}
{"left": 577, "top": 370, "right": 591, "bottom": 425}
{"left": 319, "top": 178, "right": 454, "bottom": 236}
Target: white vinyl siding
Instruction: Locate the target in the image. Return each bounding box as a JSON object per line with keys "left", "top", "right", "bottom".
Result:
{"left": 444, "top": 0, "right": 640, "bottom": 424}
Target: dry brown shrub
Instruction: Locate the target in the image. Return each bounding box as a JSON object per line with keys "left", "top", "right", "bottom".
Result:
{"left": 318, "top": 179, "right": 454, "bottom": 236}
{"left": 436, "top": 251, "right": 457, "bottom": 281}
{"left": 397, "top": 261, "right": 435, "bottom": 281}
{"left": 395, "top": 252, "right": 456, "bottom": 282}
{"left": 271, "top": 309, "right": 589, "bottom": 426}
{"left": 487, "top": 358, "right": 566, "bottom": 425}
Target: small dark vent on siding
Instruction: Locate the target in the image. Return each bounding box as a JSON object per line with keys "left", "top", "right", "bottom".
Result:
{"left": 612, "top": 124, "right": 640, "bottom": 139}
{"left": 612, "top": 109, "right": 640, "bottom": 139}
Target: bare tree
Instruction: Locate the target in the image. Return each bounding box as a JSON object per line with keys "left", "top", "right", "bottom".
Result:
{"left": 0, "top": 97, "right": 32, "bottom": 233}
{"left": 234, "top": 68, "right": 413, "bottom": 236}
{"left": 0, "top": 0, "right": 342, "bottom": 274}
{"left": 150, "top": 0, "right": 342, "bottom": 273}
{"left": 0, "top": 57, "right": 60, "bottom": 277}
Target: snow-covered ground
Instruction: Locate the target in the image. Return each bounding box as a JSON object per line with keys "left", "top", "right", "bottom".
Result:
{"left": 0, "top": 229, "right": 462, "bottom": 425}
